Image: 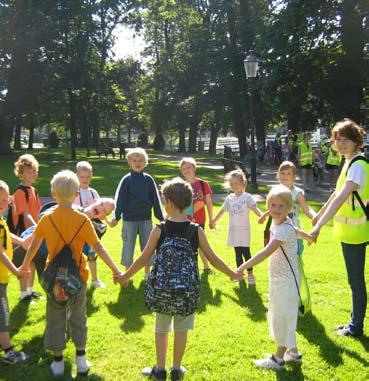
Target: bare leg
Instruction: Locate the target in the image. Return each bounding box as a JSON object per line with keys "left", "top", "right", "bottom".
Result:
{"left": 0, "top": 332, "right": 12, "bottom": 349}
{"left": 173, "top": 331, "right": 188, "bottom": 368}
{"left": 275, "top": 346, "right": 287, "bottom": 359}
{"left": 88, "top": 259, "right": 97, "bottom": 282}
{"left": 198, "top": 249, "right": 210, "bottom": 270}
{"left": 155, "top": 332, "right": 168, "bottom": 369}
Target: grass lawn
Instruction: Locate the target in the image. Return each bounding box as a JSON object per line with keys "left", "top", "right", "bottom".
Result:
{"left": 1, "top": 207, "right": 369, "bottom": 380}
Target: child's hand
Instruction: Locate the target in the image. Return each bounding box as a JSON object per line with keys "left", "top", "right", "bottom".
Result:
{"left": 106, "top": 218, "right": 118, "bottom": 228}
{"left": 209, "top": 220, "right": 216, "bottom": 230}
{"left": 311, "top": 214, "right": 319, "bottom": 226}
{"left": 258, "top": 214, "right": 267, "bottom": 224}
{"left": 230, "top": 270, "right": 244, "bottom": 282}
{"left": 113, "top": 271, "right": 124, "bottom": 284}
{"left": 309, "top": 227, "right": 320, "bottom": 243}
{"left": 16, "top": 268, "right": 30, "bottom": 279}
{"left": 305, "top": 234, "right": 315, "bottom": 246}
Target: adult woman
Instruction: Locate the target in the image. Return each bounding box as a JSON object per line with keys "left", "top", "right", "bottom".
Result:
{"left": 311, "top": 119, "right": 369, "bottom": 337}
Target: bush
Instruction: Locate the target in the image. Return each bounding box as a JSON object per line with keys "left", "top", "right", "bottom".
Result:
{"left": 153, "top": 133, "right": 165, "bottom": 151}
{"left": 137, "top": 132, "right": 148, "bottom": 147}
{"left": 48, "top": 130, "right": 59, "bottom": 148}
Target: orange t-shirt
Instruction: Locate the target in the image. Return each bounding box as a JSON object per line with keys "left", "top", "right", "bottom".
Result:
{"left": 12, "top": 185, "right": 41, "bottom": 231}
{"left": 34, "top": 206, "right": 99, "bottom": 282}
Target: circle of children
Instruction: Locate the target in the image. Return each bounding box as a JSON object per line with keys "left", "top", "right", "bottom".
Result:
{"left": 0, "top": 118, "right": 367, "bottom": 379}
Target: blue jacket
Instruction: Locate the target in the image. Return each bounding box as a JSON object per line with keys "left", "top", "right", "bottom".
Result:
{"left": 114, "top": 171, "right": 164, "bottom": 222}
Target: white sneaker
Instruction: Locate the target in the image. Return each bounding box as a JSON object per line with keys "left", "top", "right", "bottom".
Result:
{"left": 253, "top": 355, "right": 285, "bottom": 370}
{"left": 91, "top": 279, "right": 106, "bottom": 288}
{"left": 50, "top": 360, "right": 65, "bottom": 377}
{"left": 75, "top": 355, "right": 91, "bottom": 375}
{"left": 284, "top": 350, "right": 302, "bottom": 363}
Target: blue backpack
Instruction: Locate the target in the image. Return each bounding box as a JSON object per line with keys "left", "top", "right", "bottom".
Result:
{"left": 144, "top": 222, "right": 200, "bottom": 316}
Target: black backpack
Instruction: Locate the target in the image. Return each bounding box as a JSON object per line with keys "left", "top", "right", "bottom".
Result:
{"left": 40, "top": 216, "right": 86, "bottom": 304}
{"left": 6, "top": 185, "right": 39, "bottom": 235}
{"left": 144, "top": 222, "right": 200, "bottom": 316}
{"left": 345, "top": 156, "right": 369, "bottom": 220}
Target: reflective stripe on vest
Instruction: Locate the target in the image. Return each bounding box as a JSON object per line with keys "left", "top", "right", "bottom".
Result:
{"left": 334, "top": 215, "right": 367, "bottom": 226}
{"left": 299, "top": 142, "right": 313, "bottom": 165}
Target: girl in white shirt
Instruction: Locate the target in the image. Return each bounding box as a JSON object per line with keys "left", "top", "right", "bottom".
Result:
{"left": 211, "top": 169, "right": 262, "bottom": 285}
{"left": 237, "top": 185, "right": 313, "bottom": 369}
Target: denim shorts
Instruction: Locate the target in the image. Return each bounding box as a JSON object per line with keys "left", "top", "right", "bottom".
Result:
{"left": 0, "top": 284, "right": 10, "bottom": 332}
{"left": 121, "top": 220, "right": 153, "bottom": 266}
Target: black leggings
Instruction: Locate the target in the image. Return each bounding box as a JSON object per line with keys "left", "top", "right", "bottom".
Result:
{"left": 234, "top": 246, "right": 252, "bottom": 272}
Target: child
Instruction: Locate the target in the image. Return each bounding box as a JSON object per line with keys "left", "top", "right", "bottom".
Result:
{"left": 211, "top": 169, "right": 262, "bottom": 285}
{"left": 20, "top": 170, "right": 122, "bottom": 377}
{"left": 117, "top": 177, "right": 242, "bottom": 380}
{"left": 260, "top": 161, "right": 316, "bottom": 256}
{"left": 179, "top": 157, "right": 214, "bottom": 274}
{"left": 73, "top": 161, "right": 104, "bottom": 288}
{"left": 298, "top": 132, "right": 313, "bottom": 192}
{"left": 0, "top": 180, "right": 29, "bottom": 364}
{"left": 11, "top": 154, "right": 42, "bottom": 302}
{"left": 312, "top": 148, "right": 324, "bottom": 185}
{"left": 108, "top": 148, "right": 164, "bottom": 278}
{"left": 237, "top": 185, "right": 313, "bottom": 369}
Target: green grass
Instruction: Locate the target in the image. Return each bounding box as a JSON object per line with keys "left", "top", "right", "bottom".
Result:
{"left": 1, "top": 209, "right": 369, "bottom": 380}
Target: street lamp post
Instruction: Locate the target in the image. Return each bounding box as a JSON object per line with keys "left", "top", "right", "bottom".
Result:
{"left": 243, "top": 50, "right": 259, "bottom": 188}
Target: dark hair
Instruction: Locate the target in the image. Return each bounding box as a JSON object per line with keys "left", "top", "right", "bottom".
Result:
{"left": 332, "top": 118, "right": 365, "bottom": 148}
{"left": 161, "top": 177, "right": 193, "bottom": 212}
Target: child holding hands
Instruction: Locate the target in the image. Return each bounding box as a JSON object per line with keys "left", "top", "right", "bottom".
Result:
{"left": 211, "top": 169, "right": 262, "bottom": 284}
{"left": 237, "top": 185, "right": 313, "bottom": 370}
{"left": 117, "top": 177, "right": 242, "bottom": 381}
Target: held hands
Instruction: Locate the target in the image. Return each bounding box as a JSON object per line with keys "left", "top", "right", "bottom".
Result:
{"left": 230, "top": 270, "right": 244, "bottom": 282}
{"left": 106, "top": 218, "right": 118, "bottom": 228}
{"left": 258, "top": 213, "right": 268, "bottom": 224}
{"left": 113, "top": 271, "right": 131, "bottom": 287}
{"left": 209, "top": 220, "right": 216, "bottom": 230}
{"left": 311, "top": 214, "right": 319, "bottom": 226}
{"left": 309, "top": 227, "right": 320, "bottom": 243}
{"left": 16, "top": 266, "right": 30, "bottom": 279}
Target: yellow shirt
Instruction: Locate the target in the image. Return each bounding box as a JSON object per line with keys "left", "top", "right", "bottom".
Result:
{"left": 0, "top": 218, "right": 13, "bottom": 284}
{"left": 34, "top": 206, "right": 99, "bottom": 283}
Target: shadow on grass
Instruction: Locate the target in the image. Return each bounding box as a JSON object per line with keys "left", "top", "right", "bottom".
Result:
{"left": 226, "top": 280, "right": 267, "bottom": 321}
{"left": 298, "top": 313, "right": 369, "bottom": 367}
{"left": 197, "top": 272, "right": 222, "bottom": 313}
{"left": 9, "top": 299, "right": 31, "bottom": 336}
{"left": 275, "top": 363, "right": 305, "bottom": 381}
{"left": 106, "top": 281, "right": 150, "bottom": 332}
{"left": 86, "top": 287, "right": 99, "bottom": 317}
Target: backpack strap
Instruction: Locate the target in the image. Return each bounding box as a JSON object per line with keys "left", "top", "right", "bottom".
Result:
{"left": 0, "top": 223, "right": 8, "bottom": 250}
{"left": 49, "top": 215, "right": 87, "bottom": 245}
{"left": 16, "top": 184, "right": 30, "bottom": 203}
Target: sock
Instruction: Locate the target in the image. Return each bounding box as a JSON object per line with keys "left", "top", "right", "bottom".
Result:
{"left": 54, "top": 355, "right": 63, "bottom": 362}
{"left": 4, "top": 346, "right": 14, "bottom": 353}
{"left": 20, "top": 291, "right": 29, "bottom": 299}
{"left": 26, "top": 287, "right": 33, "bottom": 295}
{"left": 76, "top": 349, "right": 86, "bottom": 357}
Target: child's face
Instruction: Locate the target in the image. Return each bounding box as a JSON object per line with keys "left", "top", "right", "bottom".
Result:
{"left": 180, "top": 163, "right": 196, "bottom": 180}
{"left": 129, "top": 155, "right": 146, "bottom": 172}
{"left": 335, "top": 134, "right": 357, "bottom": 157}
{"left": 269, "top": 196, "right": 289, "bottom": 225}
{"left": 229, "top": 177, "right": 245, "bottom": 194}
{"left": 0, "top": 189, "right": 10, "bottom": 215}
{"left": 21, "top": 165, "right": 38, "bottom": 185}
{"left": 91, "top": 200, "right": 114, "bottom": 219}
{"left": 278, "top": 169, "right": 294, "bottom": 188}
{"left": 77, "top": 169, "right": 92, "bottom": 189}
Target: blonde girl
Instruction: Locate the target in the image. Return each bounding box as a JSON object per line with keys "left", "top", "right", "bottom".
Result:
{"left": 237, "top": 186, "right": 313, "bottom": 369}
{"left": 211, "top": 170, "right": 262, "bottom": 284}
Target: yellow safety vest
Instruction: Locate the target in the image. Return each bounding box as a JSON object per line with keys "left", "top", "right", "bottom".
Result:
{"left": 327, "top": 147, "right": 342, "bottom": 166}
{"left": 298, "top": 142, "right": 313, "bottom": 166}
{"left": 333, "top": 156, "right": 369, "bottom": 244}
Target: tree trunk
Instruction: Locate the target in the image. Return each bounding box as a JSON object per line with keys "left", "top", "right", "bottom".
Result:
{"left": 68, "top": 89, "right": 77, "bottom": 161}
{"left": 177, "top": 116, "right": 186, "bottom": 153}
{"left": 0, "top": 116, "right": 14, "bottom": 154}
{"left": 28, "top": 113, "right": 35, "bottom": 150}
{"left": 14, "top": 116, "right": 22, "bottom": 150}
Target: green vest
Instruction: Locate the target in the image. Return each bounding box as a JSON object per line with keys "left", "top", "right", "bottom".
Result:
{"left": 298, "top": 142, "right": 313, "bottom": 165}
{"left": 320, "top": 143, "right": 329, "bottom": 154}
{"left": 333, "top": 157, "right": 369, "bottom": 244}
{"left": 327, "top": 147, "right": 341, "bottom": 166}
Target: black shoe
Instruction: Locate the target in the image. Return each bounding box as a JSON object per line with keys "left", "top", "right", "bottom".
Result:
{"left": 142, "top": 366, "right": 167, "bottom": 380}
{"left": 20, "top": 295, "right": 32, "bottom": 303}
{"left": 335, "top": 327, "right": 363, "bottom": 337}
{"left": 170, "top": 366, "right": 186, "bottom": 381}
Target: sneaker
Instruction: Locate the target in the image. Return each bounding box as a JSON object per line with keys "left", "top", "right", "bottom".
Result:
{"left": 3, "top": 350, "right": 28, "bottom": 365}
{"left": 284, "top": 350, "right": 302, "bottom": 363}
{"left": 50, "top": 360, "right": 65, "bottom": 377}
{"left": 170, "top": 366, "right": 186, "bottom": 381}
{"left": 75, "top": 355, "right": 91, "bottom": 375}
{"left": 203, "top": 268, "right": 214, "bottom": 275}
{"left": 335, "top": 327, "right": 363, "bottom": 337}
{"left": 247, "top": 272, "right": 256, "bottom": 285}
{"left": 253, "top": 355, "right": 285, "bottom": 370}
{"left": 20, "top": 294, "right": 33, "bottom": 303}
{"left": 142, "top": 366, "right": 167, "bottom": 380}
{"left": 30, "top": 291, "right": 43, "bottom": 299}
{"left": 334, "top": 324, "right": 350, "bottom": 330}
{"left": 91, "top": 279, "right": 106, "bottom": 288}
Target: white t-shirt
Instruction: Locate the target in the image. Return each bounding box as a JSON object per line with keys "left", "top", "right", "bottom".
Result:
{"left": 74, "top": 187, "right": 99, "bottom": 208}
{"left": 222, "top": 192, "right": 256, "bottom": 247}
{"left": 289, "top": 186, "right": 304, "bottom": 228}
{"left": 345, "top": 154, "right": 366, "bottom": 193}
{"left": 269, "top": 219, "right": 299, "bottom": 281}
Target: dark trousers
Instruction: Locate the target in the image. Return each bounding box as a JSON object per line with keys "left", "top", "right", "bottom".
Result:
{"left": 341, "top": 242, "right": 367, "bottom": 333}
{"left": 234, "top": 247, "right": 252, "bottom": 271}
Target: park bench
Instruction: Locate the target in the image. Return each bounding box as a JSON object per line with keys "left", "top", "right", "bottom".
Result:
{"left": 96, "top": 144, "right": 115, "bottom": 159}
{"left": 221, "top": 145, "right": 249, "bottom": 179}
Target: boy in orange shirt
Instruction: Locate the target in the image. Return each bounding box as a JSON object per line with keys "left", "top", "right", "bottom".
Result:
{"left": 11, "top": 154, "right": 41, "bottom": 302}
{"left": 20, "top": 170, "right": 122, "bottom": 377}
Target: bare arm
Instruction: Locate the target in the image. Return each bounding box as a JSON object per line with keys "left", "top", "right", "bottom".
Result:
{"left": 311, "top": 191, "right": 336, "bottom": 225}
{"left": 238, "top": 239, "right": 281, "bottom": 272}
{"left": 198, "top": 228, "right": 241, "bottom": 280}
{"left": 296, "top": 228, "right": 314, "bottom": 245}
{"left": 20, "top": 236, "right": 42, "bottom": 270}
{"left": 23, "top": 211, "right": 37, "bottom": 226}
{"left": 250, "top": 204, "right": 263, "bottom": 218}
{"left": 296, "top": 193, "right": 316, "bottom": 220}
{"left": 211, "top": 206, "right": 225, "bottom": 226}
{"left": 258, "top": 210, "right": 270, "bottom": 224}
{"left": 204, "top": 194, "right": 214, "bottom": 222}
{"left": 0, "top": 247, "right": 28, "bottom": 277}
{"left": 93, "top": 242, "right": 121, "bottom": 274}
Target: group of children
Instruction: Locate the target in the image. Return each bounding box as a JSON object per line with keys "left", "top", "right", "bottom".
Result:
{"left": 0, "top": 147, "right": 319, "bottom": 379}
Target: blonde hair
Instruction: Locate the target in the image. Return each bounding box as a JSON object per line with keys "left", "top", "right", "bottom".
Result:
{"left": 76, "top": 161, "right": 93, "bottom": 172}
{"left": 14, "top": 154, "right": 39, "bottom": 178}
{"left": 161, "top": 177, "right": 193, "bottom": 212}
{"left": 278, "top": 161, "right": 296, "bottom": 177}
{"left": 98, "top": 197, "right": 115, "bottom": 215}
{"left": 51, "top": 170, "right": 79, "bottom": 201}
{"left": 179, "top": 157, "right": 197, "bottom": 169}
{"left": 266, "top": 185, "right": 293, "bottom": 213}
{"left": 0, "top": 180, "right": 9, "bottom": 194}
{"left": 225, "top": 169, "right": 247, "bottom": 190}
{"left": 126, "top": 148, "right": 148, "bottom": 167}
